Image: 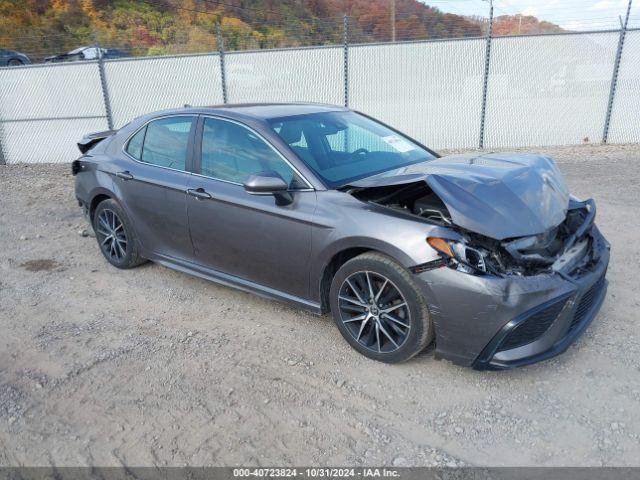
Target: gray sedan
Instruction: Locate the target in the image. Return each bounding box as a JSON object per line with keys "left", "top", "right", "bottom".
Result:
{"left": 72, "top": 104, "right": 610, "bottom": 369}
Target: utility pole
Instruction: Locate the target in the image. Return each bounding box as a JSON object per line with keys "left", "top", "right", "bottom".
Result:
{"left": 518, "top": 14, "right": 522, "bottom": 35}
{"left": 391, "top": 0, "right": 396, "bottom": 42}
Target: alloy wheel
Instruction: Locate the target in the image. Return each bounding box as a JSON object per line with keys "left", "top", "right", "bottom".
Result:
{"left": 338, "top": 271, "right": 411, "bottom": 353}
{"left": 96, "top": 209, "right": 128, "bottom": 262}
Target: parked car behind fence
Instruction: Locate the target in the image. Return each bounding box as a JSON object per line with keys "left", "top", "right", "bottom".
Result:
{"left": 44, "top": 46, "right": 129, "bottom": 63}
{"left": 0, "top": 48, "right": 31, "bottom": 66}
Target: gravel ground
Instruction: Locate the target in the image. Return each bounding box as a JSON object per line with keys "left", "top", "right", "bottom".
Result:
{"left": 1, "top": 143, "right": 639, "bottom": 467}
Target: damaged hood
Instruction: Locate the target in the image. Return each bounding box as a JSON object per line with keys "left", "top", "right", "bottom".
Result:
{"left": 350, "top": 152, "right": 570, "bottom": 240}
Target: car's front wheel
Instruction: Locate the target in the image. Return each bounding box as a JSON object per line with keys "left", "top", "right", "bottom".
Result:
{"left": 329, "top": 252, "right": 434, "bottom": 363}
{"left": 93, "top": 199, "right": 145, "bottom": 269}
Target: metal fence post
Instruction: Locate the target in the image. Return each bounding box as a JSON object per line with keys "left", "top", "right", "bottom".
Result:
{"left": 479, "top": 0, "right": 494, "bottom": 149}
{"left": 343, "top": 15, "right": 349, "bottom": 108}
{"left": 216, "top": 23, "right": 228, "bottom": 104}
{"left": 603, "top": 0, "right": 633, "bottom": 143}
{"left": 0, "top": 64, "right": 5, "bottom": 163}
{"left": 94, "top": 35, "right": 114, "bottom": 130}
{"left": 0, "top": 119, "right": 5, "bottom": 165}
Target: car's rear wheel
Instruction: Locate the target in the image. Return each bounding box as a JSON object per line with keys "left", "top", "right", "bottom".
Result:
{"left": 93, "top": 199, "right": 145, "bottom": 269}
{"left": 329, "top": 252, "right": 434, "bottom": 363}
{"left": 8, "top": 58, "right": 23, "bottom": 66}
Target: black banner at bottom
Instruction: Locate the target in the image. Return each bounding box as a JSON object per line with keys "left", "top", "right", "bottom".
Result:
{"left": 1, "top": 468, "right": 639, "bottom": 480}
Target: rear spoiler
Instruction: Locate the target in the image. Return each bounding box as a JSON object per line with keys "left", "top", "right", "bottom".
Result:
{"left": 77, "top": 130, "right": 116, "bottom": 154}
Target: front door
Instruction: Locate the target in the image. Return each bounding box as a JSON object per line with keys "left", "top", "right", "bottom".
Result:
{"left": 186, "top": 116, "right": 316, "bottom": 299}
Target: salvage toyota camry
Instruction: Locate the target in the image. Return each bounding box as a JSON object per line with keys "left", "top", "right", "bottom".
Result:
{"left": 73, "top": 104, "right": 610, "bottom": 369}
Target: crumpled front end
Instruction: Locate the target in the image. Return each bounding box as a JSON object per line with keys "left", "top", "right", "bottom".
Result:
{"left": 414, "top": 222, "right": 609, "bottom": 369}
{"left": 347, "top": 152, "right": 610, "bottom": 368}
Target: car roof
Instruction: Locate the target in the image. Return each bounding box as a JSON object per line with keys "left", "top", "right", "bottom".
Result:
{"left": 138, "top": 103, "right": 349, "bottom": 124}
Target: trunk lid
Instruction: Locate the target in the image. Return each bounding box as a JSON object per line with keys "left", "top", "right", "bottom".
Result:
{"left": 77, "top": 129, "right": 116, "bottom": 154}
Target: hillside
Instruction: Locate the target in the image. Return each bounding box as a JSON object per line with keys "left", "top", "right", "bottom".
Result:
{"left": 467, "top": 14, "right": 565, "bottom": 36}
{"left": 494, "top": 14, "right": 564, "bottom": 35}
{"left": 0, "top": 1, "right": 563, "bottom": 62}
{"left": 0, "top": 0, "right": 482, "bottom": 60}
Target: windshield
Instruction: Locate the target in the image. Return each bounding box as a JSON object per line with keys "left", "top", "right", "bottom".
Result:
{"left": 268, "top": 111, "right": 436, "bottom": 188}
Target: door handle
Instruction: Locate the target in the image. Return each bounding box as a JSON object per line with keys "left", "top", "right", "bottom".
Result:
{"left": 115, "top": 171, "right": 134, "bottom": 180}
{"left": 187, "top": 188, "right": 212, "bottom": 200}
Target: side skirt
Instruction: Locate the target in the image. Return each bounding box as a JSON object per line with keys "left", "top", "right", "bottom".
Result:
{"left": 149, "top": 253, "right": 323, "bottom": 315}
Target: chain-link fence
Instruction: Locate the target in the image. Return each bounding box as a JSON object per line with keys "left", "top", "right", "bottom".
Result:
{"left": 607, "top": 29, "right": 640, "bottom": 144}
{"left": 0, "top": 21, "right": 639, "bottom": 164}
{"left": 0, "top": 61, "right": 109, "bottom": 164}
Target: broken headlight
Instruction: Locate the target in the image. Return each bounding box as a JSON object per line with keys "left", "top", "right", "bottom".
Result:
{"left": 427, "top": 237, "right": 488, "bottom": 274}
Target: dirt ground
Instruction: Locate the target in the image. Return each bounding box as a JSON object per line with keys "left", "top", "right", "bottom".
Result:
{"left": 1, "top": 144, "right": 639, "bottom": 467}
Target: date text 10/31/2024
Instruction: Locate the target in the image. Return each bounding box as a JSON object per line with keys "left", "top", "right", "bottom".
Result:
{"left": 232, "top": 468, "right": 401, "bottom": 478}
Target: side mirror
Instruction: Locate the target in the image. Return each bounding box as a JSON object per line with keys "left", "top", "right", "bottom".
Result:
{"left": 243, "top": 171, "right": 293, "bottom": 206}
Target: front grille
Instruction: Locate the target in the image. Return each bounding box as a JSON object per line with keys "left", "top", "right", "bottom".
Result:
{"left": 497, "top": 298, "right": 567, "bottom": 352}
{"left": 569, "top": 275, "right": 605, "bottom": 333}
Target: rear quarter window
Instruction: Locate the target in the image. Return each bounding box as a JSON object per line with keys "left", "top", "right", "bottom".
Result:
{"left": 126, "top": 126, "right": 146, "bottom": 160}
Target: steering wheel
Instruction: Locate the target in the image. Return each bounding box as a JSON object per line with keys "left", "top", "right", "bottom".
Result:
{"left": 351, "top": 148, "right": 369, "bottom": 159}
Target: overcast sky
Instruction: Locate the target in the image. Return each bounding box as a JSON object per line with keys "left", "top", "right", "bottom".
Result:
{"left": 424, "top": 0, "right": 639, "bottom": 30}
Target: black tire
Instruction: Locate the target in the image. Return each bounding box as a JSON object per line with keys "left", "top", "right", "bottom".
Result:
{"left": 329, "top": 252, "right": 434, "bottom": 363}
{"left": 7, "top": 58, "right": 23, "bottom": 66}
{"left": 92, "top": 198, "right": 145, "bottom": 269}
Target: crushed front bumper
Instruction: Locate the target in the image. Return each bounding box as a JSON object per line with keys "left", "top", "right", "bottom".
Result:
{"left": 415, "top": 226, "right": 610, "bottom": 369}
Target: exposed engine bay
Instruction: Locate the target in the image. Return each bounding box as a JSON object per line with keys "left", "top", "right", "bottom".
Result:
{"left": 348, "top": 181, "right": 598, "bottom": 277}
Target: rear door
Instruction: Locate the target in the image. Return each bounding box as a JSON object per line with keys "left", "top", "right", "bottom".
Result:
{"left": 186, "top": 115, "right": 316, "bottom": 299}
{"left": 112, "top": 115, "right": 196, "bottom": 261}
